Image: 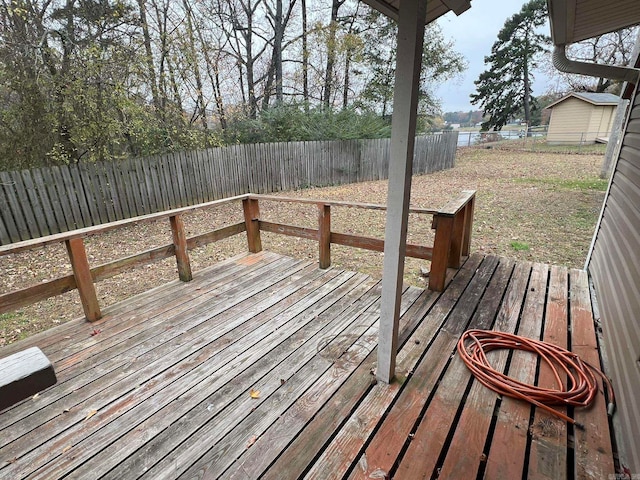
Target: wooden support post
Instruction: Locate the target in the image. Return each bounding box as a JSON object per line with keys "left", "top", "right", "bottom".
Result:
{"left": 377, "top": 0, "right": 427, "bottom": 384}
{"left": 170, "top": 214, "right": 192, "bottom": 282}
{"left": 429, "top": 215, "right": 454, "bottom": 292}
{"left": 65, "top": 237, "right": 101, "bottom": 322}
{"left": 243, "top": 198, "right": 262, "bottom": 253}
{"left": 462, "top": 195, "right": 475, "bottom": 256}
{"left": 448, "top": 210, "right": 466, "bottom": 269}
{"left": 318, "top": 203, "right": 331, "bottom": 269}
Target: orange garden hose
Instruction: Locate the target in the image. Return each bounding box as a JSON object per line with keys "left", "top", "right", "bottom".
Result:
{"left": 457, "top": 329, "right": 615, "bottom": 429}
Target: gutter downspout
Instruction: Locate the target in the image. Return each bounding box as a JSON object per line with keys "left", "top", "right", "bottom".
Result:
{"left": 552, "top": 44, "right": 640, "bottom": 84}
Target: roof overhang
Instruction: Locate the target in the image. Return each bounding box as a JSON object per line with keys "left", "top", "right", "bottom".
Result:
{"left": 548, "top": 0, "right": 640, "bottom": 45}
{"left": 361, "top": 0, "right": 471, "bottom": 24}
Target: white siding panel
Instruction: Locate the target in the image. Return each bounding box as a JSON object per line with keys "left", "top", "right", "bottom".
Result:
{"left": 588, "top": 84, "right": 640, "bottom": 473}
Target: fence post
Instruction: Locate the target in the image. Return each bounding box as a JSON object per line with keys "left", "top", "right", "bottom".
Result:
{"left": 429, "top": 214, "right": 454, "bottom": 291}
{"left": 170, "top": 214, "right": 192, "bottom": 282}
{"left": 65, "top": 237, "right": 101, "bottom": 322}
{"left": 243, "top": 198, "right": 262, "bottom": 253}
{"left": 318, "top": 203, "right": 331, "bottom": 269}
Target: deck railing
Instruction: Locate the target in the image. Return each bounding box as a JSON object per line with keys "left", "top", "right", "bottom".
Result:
{"left": 0, "top": 191, "right": 475, "bottom": 322}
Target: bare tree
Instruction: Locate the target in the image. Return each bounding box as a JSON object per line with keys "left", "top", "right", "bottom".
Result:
{"left": 546, "top": 27, "right": 639, "bottom": 93}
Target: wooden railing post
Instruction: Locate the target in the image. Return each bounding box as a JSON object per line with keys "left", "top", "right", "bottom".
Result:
{"left": 318, "top": 203, "right": 331, "bottom": 269}
{"left": 243, "top": 198, "right": 262, "bottom": 253}
{"left": 448, "top": 209, "right": 466, "bottom": 269}
{"left": 429, "top": 214, "right": 454, "bottom": 292}
{"left": 65, "top": 237, "right": 101, "bottom": 322}
{"left": 462, "top": 195, "right": 475, "bottom": 257}
{"left": 170, "top": 214, "right": 192, "bottom": 282}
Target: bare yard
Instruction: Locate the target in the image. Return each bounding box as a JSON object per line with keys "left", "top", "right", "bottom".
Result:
{"left": 0, "top": 148, "right": 607, "bottom": 345}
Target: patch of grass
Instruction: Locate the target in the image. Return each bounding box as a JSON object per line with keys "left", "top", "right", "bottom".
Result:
{"left": 510, "top": 241, "right": 530, "bottom": 252}
{"left": 493, "top": 139, "right": 607, "bottom": 155}
{"left": 529, "top": 143, "right": 606, "bottom": 155}
{"left": 0, "top": 311, "right": 21, "bottom": 325}
{"left": 0, "top": 311, "right": 32, "bottom": 342}
{"left": 514, "top": 177, "right": 608, "bottom": 192}
{"left": 570, "top": 206, "right": 599, "bottom": 229}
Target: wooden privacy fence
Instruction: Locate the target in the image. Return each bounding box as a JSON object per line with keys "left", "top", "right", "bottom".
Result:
{"left": 0, "top": 133, "right": 458, "bottom": 246}
{"left": 0, "top": 190, "right": 475, "bottom": 321}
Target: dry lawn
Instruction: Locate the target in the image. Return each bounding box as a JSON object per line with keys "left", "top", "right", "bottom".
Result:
{"left": 0, "top": 148, "right": 607, "bottom": 345}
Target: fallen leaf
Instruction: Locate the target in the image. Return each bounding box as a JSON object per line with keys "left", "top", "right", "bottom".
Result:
{"left": 369, "top": 468, "right": 388, "bottom": 479}
{"left": 62, "top": 446, "right": 72, "bottom": 454}
{"left": 246, "top": 435, "right": 257, "bottom": 448}
{"left": 7, "top": 457, "right": 17, "bottom": 464}
{"left": 280, "top": 378, "right": 286, "bottom": 385}
{"left": 63, "top": 408, "right": 70, "bottom": 413}
{"left": 84, "top": 409, "right": 98, "bottom": 420}
{"left": 249, "top": 389, "right": 261, "bottom": 399}
{"left": 90, "top": 329, "right": 102, "bottom": 337}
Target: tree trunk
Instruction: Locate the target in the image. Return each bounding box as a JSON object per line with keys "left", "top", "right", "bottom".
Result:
{"left": 323, "top": 0, "right": 343, "bottom": 108}
{"left": 137, "top": 0, "right": 161, "bottom": 114}
{"left": 342, "top": 6, "right": 358, "bottom": 109}
{"left": 343, "top": 53, "right": 351, "bottom": 109}
{"left": 195, "top": 27, "right": 227, "bottom": 130}
{"left": 301, "top": 0, "right": 309, "bottom": 106}
{"left": 183, "top": 0, "right": 208, "bottom": 130}
{"left": 523, "top": 32, "right": 531, "bottom": 135}
{"left": 152, "top": 0, "right": 171, "bottom": 121}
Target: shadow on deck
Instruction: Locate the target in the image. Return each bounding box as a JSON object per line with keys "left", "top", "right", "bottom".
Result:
{"left": 0, "top": 251, "right": 614, "bottom": 479}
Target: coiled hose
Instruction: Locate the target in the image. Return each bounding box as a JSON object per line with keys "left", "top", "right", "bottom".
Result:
{"left": 457, "top": 329, "right": 615, "bottom": 428}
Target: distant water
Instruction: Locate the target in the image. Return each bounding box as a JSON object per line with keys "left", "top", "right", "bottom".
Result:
{"left": 455, "top": 130, "right": 538, "bottom": 147}
{"left": 457, "top": 132, "right": 480, "bottom": 146}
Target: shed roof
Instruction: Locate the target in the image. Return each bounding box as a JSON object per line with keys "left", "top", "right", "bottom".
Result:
{"left": 545, "top": 91, "right": 621, "bottom": 109}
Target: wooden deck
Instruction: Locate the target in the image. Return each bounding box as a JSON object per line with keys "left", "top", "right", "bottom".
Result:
{"left": 0, "top": 251, "right": 614, "bottom": 479}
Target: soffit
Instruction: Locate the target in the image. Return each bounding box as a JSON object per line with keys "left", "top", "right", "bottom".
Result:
{"left": 548, "top": 0, "right": 640, "bottom": 45}
{"left": 360, "top": 0, "right": 472, "bottom": 24}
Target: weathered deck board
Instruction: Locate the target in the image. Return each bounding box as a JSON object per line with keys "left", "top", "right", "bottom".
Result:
{"left": 482, "top": 262, "right": 549, "bottom": 479}
{"left": 570, "top": 268, "right": 615, "bottom": 479}
{"left": 391, "top": 256, "right": 506, "bottom": 480}
{"left": 431, "top": 258, "right": 517, "bottom": 480}
{"left": 3, "top": 263, "right": 348, "bottom": 477}
{"left": 527, "top": 265, "right": 569, "bottom": 480}
{"left": 0, "top": 252, "right": 615, "bottom": 480}
{"left": 260, "top": 253, "right": 485, "bottom": 480}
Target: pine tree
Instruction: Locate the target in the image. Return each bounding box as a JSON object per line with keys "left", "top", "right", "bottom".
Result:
{"left": 470, "top": 0, "right": 549, "bottom": 131}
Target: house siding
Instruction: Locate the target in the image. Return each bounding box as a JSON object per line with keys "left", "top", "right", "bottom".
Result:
{"left": 547, "top": 98, "right": 592, "bottom": 143}
{"left": 586, "top": 104, "right": 616, "bottom": 141}
{"left": 588, "top": 87, "right": 640, "bottom": 473}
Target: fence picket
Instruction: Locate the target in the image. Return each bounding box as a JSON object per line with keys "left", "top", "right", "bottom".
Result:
{"left": 20, "top": 170, "right": 50, "bottom": 237}
{"left": 0, "top": 172, "right": 23, "bottom": 242}
{"left": 82, "top": 163, "right": 107, "bottom": 224}
{"left": 31, "top": 168, "right": 62, "bottom": 234}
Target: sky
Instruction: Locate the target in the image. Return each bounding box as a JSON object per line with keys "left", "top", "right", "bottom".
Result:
{"left": 435, "top": 0, "right": 550, "bottom": 113}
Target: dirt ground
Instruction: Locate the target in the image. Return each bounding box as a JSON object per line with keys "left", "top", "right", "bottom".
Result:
{"left": 0, "top": 147, "right": 607, "bottom": 345}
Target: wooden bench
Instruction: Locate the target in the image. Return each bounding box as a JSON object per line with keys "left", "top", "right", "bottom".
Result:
{"left": 0, "top": 347, "right": 57, "bottom": 411}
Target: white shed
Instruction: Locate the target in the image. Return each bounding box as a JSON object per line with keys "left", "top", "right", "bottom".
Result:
{"left": 545, "top": 92, "right": 619, "bottom": 144}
